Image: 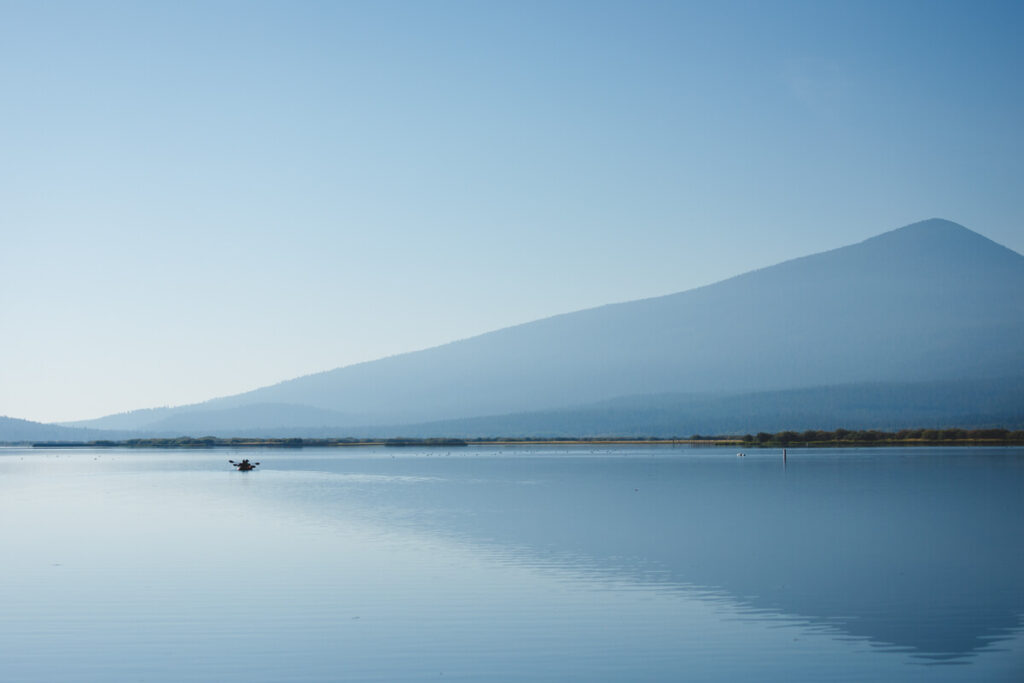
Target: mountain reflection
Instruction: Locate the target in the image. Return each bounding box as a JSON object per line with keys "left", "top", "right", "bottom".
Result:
{"left": 315, "top": 447, "right": 1024, "bottom": 663}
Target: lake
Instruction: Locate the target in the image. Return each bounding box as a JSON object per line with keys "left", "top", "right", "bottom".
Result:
{"left": 1, "top": 445, "right": 1021, "bottom": 681}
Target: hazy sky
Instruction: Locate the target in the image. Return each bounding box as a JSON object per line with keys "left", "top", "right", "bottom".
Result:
{"left": 2, "top": 0, "right": 1022, "bottom": 423}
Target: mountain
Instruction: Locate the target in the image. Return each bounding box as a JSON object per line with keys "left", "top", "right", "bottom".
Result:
{"left": 67, "top": 219, "right": 1024, "bottom": 435}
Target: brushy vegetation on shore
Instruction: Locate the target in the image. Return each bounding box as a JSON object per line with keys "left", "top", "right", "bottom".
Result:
{"left": 736, "top": 427, "right": 1024, "bottom": 447}
{"left": 24, "top": 428, "right": 1024, "bottom": 449}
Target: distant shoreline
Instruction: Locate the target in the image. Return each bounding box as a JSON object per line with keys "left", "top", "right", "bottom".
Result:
{"left": 18, "top": 428, "right": 1024, "bottom": 449}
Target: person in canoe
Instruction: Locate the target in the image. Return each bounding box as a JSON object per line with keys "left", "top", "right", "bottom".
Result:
{"left": 229, "top": 458, "right": 259, "bottom": 471}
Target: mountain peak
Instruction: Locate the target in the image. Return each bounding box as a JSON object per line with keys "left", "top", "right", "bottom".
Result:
{"left": 842, "top": 218, "right": 1023, "bottom": 273}
{"left": 895, "top": 217, "right": 967, "bottom": 232}
{"left": 861, "top": 217, "right": 1010, "bottom": 251}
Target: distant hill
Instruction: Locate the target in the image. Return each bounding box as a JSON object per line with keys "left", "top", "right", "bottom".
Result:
{"left": 0, "top": 416, "right": 128, "bottom": 444}
{"left": 103, "top": 376, "right": 1017, "bottom": 439}
{"left": 340, "top": 376, "right": 1024, "bottom": 438}
{"left": 65, "top": 219, "right": 1024, "bottom": 436}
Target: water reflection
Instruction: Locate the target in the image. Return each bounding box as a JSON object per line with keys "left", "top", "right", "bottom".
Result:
{"left": 1, "top": 446, "right": 1022, "bottom": 682}
{"left": 255, "top": 446, "right": 1024, "bottom": 663}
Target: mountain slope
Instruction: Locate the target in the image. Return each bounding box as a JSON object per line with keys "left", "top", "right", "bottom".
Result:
{"left": 70, "top": 219, "right": 1024, "bottom": 433}
{"left": 141, "top": 403, "right": 356, "bottom": 434}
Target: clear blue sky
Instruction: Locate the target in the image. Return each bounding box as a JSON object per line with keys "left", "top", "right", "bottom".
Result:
{"left": 2, "top": 0, "right": 1022, "bottom": 422}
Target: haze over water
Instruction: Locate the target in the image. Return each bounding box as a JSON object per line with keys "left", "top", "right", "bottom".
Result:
{"left": 1, "top": 445, "right": 1021, "bottom": 681}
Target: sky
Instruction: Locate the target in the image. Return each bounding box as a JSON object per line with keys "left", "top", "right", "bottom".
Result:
{"left": 2, "top": 0, "right": 1022, "bottom": 423}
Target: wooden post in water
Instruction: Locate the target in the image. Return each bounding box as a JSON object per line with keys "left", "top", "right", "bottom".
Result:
{"left": 783, "top": 448, "right": 787, "bottom": 466}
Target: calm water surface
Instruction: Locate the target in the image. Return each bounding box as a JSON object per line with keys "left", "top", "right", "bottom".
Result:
{"left": 1, "top": 445, "right": 1022, "bottom": 681}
